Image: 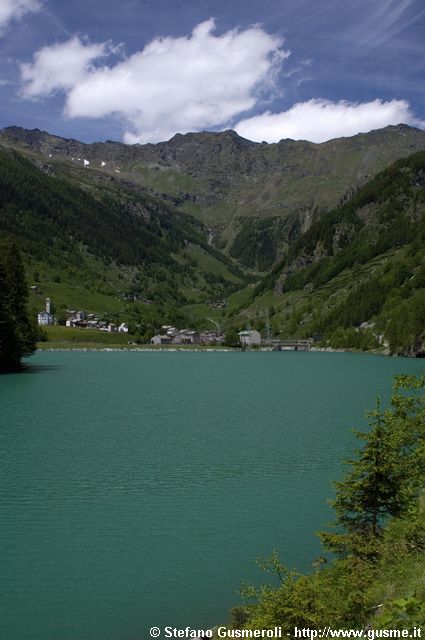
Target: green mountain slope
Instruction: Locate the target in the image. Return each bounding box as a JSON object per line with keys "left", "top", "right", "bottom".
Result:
{"left": 240, "top": 151, "right": 425, "bottom": 355}
{"left": 0, "top": 147, "right": 246, "bottom": 331}
{"left": 2, "top": 124, "right": 425, "bottom": 269}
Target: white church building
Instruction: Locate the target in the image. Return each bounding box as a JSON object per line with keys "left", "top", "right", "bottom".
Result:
{"left": 37, "top": 298, "right": 54, "bottom": 326}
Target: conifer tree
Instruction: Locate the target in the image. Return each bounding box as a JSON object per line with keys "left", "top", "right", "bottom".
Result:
{"left": 320, "top": 379, "right": 425, "bottom": 556}
{"left": 0, "top": 237, "right": 36, "bottom": 370}
{"left": 0, "top": 255, "right": 20, "bottom": 370}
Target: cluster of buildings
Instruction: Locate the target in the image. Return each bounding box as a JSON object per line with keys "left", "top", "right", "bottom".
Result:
{"left": 151, "top": 327, "right": 263, "bottom": 347}
{"left": 65, "top": 310, "right": 128, "bottom": 333}
{"left": 119, "top": 292, "right": 153, "bottom": 305}
{"left": 37, "top": 298, "right": 128, "bottom": 333}
{"left": 37, "top": 297, "right": 266, "bottom": 347}
{"left": 151, "top": 326, "right": 224, "bottom": 345}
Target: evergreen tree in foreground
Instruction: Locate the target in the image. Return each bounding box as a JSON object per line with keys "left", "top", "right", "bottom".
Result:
{"left": 320, "top": 377, "right": 425, "bottom": 556}
{"left": 236, "top": 375, "right": 425, "bottom": 631}
{"left": 0, "top": 237, "right": 36, "bottom": 371}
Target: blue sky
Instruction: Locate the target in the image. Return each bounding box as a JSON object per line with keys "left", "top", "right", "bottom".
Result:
{"left": 1, "top": 0, "right": 424, "bottom": 143}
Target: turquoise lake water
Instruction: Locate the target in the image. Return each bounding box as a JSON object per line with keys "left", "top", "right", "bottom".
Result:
{"left": 1, "top": 351, "right": 424, "bottom": 640}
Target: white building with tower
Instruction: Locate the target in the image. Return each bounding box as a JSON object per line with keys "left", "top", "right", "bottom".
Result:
{"left": 37, "top": 298, "right": 54, "bottom": 326}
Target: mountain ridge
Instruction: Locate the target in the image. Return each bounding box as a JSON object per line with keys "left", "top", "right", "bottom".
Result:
{"left": 3, "top": 123, "right": 425, "bottom": 268}
{"left": 2, "top": 124, "right": 425, "bottom": 211}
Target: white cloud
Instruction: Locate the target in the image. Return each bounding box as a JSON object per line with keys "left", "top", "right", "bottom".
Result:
{"left": 19, "top": 19, "right": 288, "bottom": 143}
{"left": 0, "top": 0, "right": 41, "bottom": 34}
{"left": 234, "top": 99, "right": 425, "bottom": 143}
{"left": 20, "top": 37, "right": 111, "bottom": 98}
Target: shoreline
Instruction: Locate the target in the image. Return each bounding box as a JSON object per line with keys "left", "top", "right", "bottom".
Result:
{"left": 33, "top": 345, "right": 395, "bottom": 355}
{"left": 32, "top": 344, "right": 425, "bottom": 358}
{"left": 37, "top": 348, "right": 238, "bottom": 352}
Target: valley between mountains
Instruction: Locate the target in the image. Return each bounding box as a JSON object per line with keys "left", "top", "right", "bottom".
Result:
{"left": 1, "top": 123, "right": 425, "bottom": 355}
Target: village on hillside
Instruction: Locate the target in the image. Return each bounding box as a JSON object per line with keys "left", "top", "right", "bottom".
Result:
{"left": 37, "top": 298, "right": 130, "bottom": 334}
{"left": 36, "top": 297, "right": 319, "bottom": 350}
{"left": 36, "top": 296, "right": 229, "bottom": 345}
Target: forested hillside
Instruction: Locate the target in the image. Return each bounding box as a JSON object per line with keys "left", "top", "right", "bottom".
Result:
{"left": 242, "top": 151, "right": 425, "bottom": 356}
{"left": 0, "top": 147, "right": 246, "bottom": 333}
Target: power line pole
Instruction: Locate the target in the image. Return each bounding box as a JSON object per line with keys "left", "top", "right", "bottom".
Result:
{"left": 265, "top": 308, "right": 272, "bottom": 345}
{"left": 206, "top": 316, "right": 221, "bottom": 340}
